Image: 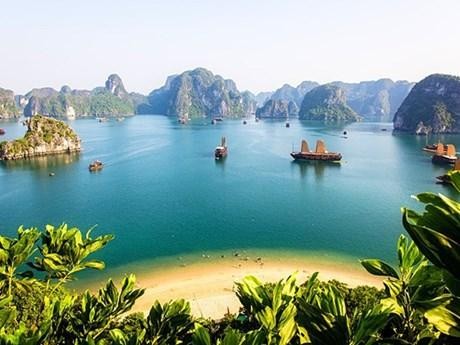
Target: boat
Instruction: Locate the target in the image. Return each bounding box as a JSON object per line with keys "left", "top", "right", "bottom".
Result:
{"left": 423, "top": 142, "right": 448, "bottom": 154}
{"left": 178, "top": 117, "right": 188, "bottom": 124}
{"left": 432, "top": 144, "right": 457, "bottom": 165}
{"left": 0, "top": 128, "right": 5, "bottom": 135}
{"left": 214, "top": 136, "right": 228, "bottom": 160}
{"left": 214, "top": 117, "right": 224, "bottom": 122}
{"left": 211, "top": 119, "right": 217, "bottom": 125}
{"left": 290, "top": 139, "right": 342, "bottom": 161}
{"left": 98, "top": 117, "right": 108, "bottom": 123}
{"left": 285, "top": 122, "right": 290, "bottom": 128}
{"left": 89, "top": 160, "right": 104, "bottom": 172}
{"left": 436, "top": 159, "right": 460, "bottom": 185}
{"left": 116, "top": 117, "right": 125, "bottom": 122}
{"left": 243, "top": 120, "right": 247, "bottom": 125}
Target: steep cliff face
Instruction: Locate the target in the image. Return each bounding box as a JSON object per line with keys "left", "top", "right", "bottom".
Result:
{"left": 146, "top": 68, "right": 256, "bottom": 118}
{"left": 270, "top": 81, "right": 319, "bottom": 107}
{"left": 0, "top": 115, "right": 81, "bottom": 160}
{"left": 254, "top": 91, "right": 274, "bottom": 107}
{"left": 255, "top": 99, "right": 298, "bottom": 118}
{"left": 23, "top": 75, "right": 140, "bottom": 118}
{"left": 298, "top": 85, "right": 360, "bottom": 122}
{"left": 0, "top": 88, "right": 20, "bottom": 119}
{"left": 393, "top": 74, "right": 460, "bottom": 134}
{"left": 331, "top": 79, "right": 414, "bottom": 122}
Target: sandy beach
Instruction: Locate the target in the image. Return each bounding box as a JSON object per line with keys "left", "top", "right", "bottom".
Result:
{"left": 115, "top": 254, "right": 384, "bottom": 319}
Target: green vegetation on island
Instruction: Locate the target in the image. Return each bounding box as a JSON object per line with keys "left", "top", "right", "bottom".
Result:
{"left": 0, "top": 115, "right": 81, "bottom": 160}
{"left": 394, "top": 74, "right": 460, "bottom": 134}
{"left": 23, "top": 75, "right": 148, "bottom": 119}
{"left": 146, "top": 68, "right": 256, "bottom": 118}
{"left": 298, "top": 85, "right": 361, "bottom": 122}
{"left": 1, "top": 172, "right": 460, "bottom": 344}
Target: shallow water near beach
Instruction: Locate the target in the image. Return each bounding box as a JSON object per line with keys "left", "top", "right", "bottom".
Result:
{"left": 1, "top": 116, "right": 458, "bottom": 282}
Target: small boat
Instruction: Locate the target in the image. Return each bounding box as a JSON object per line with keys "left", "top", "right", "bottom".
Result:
{"left": 285, "top": 122, "right": 290, "bottom": 128}
{"left": 214, "top": 117, "right": 224, "bottom": 122}
{"left": 255, "top": 118, "right": 259, "bottom": 123}
{"left": 343, "top": 131, "right": 347, "bottom": 135}
{"left": 89, "top": 160, "right": 104, "bottom": 172}
{"left": 290, "top": 139, "right": 342, "bottom": 161}
{"left": 178, "top": 117, "right": 188, "bottom": 124}
{"left": 432, "top": 144, "right": 457, "bottom": 165}
{"left": 116, "top": 117, "right": 125, "bottom": 122}
{"left": 0, "top": 128, "right": 5, "bottom": 135}
{"left": 49, "top": 172, "right": 55, "bottom": 177}
{"left": 381, "top": 128, "right": 388, "bottom": 132}
{"left": 214, "top": 137, "right": 228, "bottom": 160}
{"left": 98, "top": 117, "right": 108, "bottom": 123}
{"left": 211, "top": 119, "right": 217, "bottom": 125}
{"left": 243, "top": 120, "right": 247, "bottom": 125}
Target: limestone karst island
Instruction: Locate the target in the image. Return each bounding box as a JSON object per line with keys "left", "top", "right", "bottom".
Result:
{"left": 1, "top": 1, "right": 460, "bottom": 344}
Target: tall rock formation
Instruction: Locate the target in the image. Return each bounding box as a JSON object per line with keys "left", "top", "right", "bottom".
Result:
{"left": 22, "top": 75, "right": 145, "bottom": 118}
{"left": 146, "top": 68, "right": 256, "bottom": 118}
{"left": 0, "top": 88, "right": 20, "bottom": 119}
{"left": 393, "top": 74, "right": 460, "bottom": 134}
{"left": 256, "top": 99, "right": 298, "bottom": 118}
{"left": 331, "top": 79, "right": 414, "bottom": 122}
{"left": 298, "top": 85, "right": 360, "bottom": 122}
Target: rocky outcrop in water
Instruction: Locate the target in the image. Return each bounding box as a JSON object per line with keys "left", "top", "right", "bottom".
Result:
{"left": 145, "top": 68, "right": 256, "bottom": 118}
{"left": 0, "top": 88, "right": 20, "bottom": 119}
{"left": 256, "top": 99, "right": 298, "bottom": 118}
{"left": 393, "top": 74, "right": 460, "bottom": 134}
{"left": 0, "top": 115, "right": 81, "bottom": 160}
{"left": 298, "top": 85, "right": 360, "bottom": 122}
{"left": 23, "top": 75, "right": 147, "bottom": 118}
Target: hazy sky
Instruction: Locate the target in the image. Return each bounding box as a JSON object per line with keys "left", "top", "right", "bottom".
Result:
{"left": 1, "top": 0, "right": 459, "bottom": 94}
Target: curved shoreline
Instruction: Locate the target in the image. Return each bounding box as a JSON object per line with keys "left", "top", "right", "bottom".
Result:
{"left": 74, "top": 250, "right": 384, "bottom": 319}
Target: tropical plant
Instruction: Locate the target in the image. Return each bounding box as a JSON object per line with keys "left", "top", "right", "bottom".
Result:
{"left": 296, "top": 273, "right": 389, "bottom": 345}
{"left": 361, "top": 235, "right": 451, "bottom": 342}
{"left": 144, "top": 299, "right": 195, "bottom": 345}
{"left": 28, "top": 223, "right": 113, "bottom": 292}
{"left": 400, "top": 170, "right": 460, "bottom": 338}
{"left": 0, "top": 227, "right": 40, "bottom": 298}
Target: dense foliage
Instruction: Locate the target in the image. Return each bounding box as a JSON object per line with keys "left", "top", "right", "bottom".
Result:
{"left": 2, "top": 175, "right": 460, "bottom": 344}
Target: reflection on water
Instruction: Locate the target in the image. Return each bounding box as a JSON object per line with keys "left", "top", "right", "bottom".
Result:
{"left": 214, "top": 156, "right": 226, "bottom": 171}
{"left": 1, "top": 153, "right": 80, "bottom": 172}
{"left": 291, "top": 160, "right": 341, "bottom": 180}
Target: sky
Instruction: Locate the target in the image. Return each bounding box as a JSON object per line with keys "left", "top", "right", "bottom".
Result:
{"left": 1, "top": 0, "right": 459, "bottom": 95}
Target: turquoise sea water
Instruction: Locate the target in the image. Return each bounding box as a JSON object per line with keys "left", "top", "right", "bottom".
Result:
{"left": 0, "top": 116, "right": 458, "bottom": 279}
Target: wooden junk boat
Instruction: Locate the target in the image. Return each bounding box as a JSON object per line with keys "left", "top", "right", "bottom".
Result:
{"left": 423, "top": 142, "right": 448, "bottom": 154}
{"left": 0, "top": 128, "right": 5, "bottom": 135}
{"left": 436, "top": 159, "right": 460, "bottom": 185}
{"left": 214, "top": 137, "right": 228, "bottom": 160}
{"left": 432, "top": 144, "right": 457, "bottom": 165}
{"left": 291, "top": 139, "right": 342, "bottom": 162}
{"left": 89, "top": 160, "right": 104, "bottom": 172}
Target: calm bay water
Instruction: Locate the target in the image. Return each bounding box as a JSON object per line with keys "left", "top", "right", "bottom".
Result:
{"left": 0, "top": 116, "right": 458, "bottom": 277}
